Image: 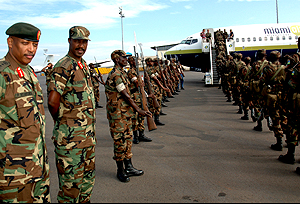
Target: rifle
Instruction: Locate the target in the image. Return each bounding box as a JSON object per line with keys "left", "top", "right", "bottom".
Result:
{"left": 133, "top": 46, "right": 157, "bottom": 131}
{"left": 155, "top": 47, "right": 173, "bottom": 98}
{"left": 92, "top": 57, "right": 110, "bottom": 85}
{"left": 138, "top": 43, "right": 160, "bottom": 109}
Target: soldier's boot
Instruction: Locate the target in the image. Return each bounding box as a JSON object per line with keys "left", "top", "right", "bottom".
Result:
{"left": 116, "top": 161, "right": 130, "bottom": 182}
{"left": 271, "top": 137, "right": 283, "bottom": 151}
{"left": 133, "top": 130, "right": 139, "bottom": 144}
{"left": 138, "top": 130, "right": 152, "bottom": 142}
{"left": 241, "top": 110, "right": 249, "bottom": 120}
{"left": 296, "top": 167, "right": 300, "bottom": 175}
{"left": 226, "top": 95, "right": 232, "bottom": 102}
{"left": 278, "top": 144, "right": 295, "bottom": 164}
{"left": 124, "top": 158, "right": 144, "bottom": 177}
{"left": 237, "top": 105, "right": 243, "bottom": 114}
{"left": 250, "top": 108, "right": 257, "bottom": 122}
{"left": 253, "top": 120, "right": 262, "bottom": 131}
{"left": 164, "top": 96, "right": 170, "bottom": 102}
{"left": 160, "top": 109, "right": 167, "bottom": 116}
{"left": 267, "top": 116, "right": 273, "bottom": 131}
{"left": 161, "top": 102, "right": 168, "bottom": 107}
{"left": 95, "top": 102, "right": 103, "bottom": 109}
{"left": 154, "top": 114, "right": 165, "bottom": 126}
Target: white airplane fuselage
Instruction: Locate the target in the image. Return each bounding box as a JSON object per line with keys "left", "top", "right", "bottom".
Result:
{"left": 165, "top": 22, "right": 300, "bottom": 72}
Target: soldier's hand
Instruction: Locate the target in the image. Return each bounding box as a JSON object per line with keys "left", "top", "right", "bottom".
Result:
{"left": 164, "top": 87, "right": 170, "bottom": 92}
{"left": 140, "top": 110, "right": 152, "bottom": 118}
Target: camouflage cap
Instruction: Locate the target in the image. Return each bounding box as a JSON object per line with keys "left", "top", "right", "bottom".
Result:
{"left": 270, "top": 50, "right": 281, "bottom": 59}
{"left": 145, "top": 57, "right": 152, "bottom": 62}
{"left": 6, "top": 22, "right": 41, "bottom": 42}
{"left": 69, "top": 26, "right": 90, "bottom": 41}
{"left": 127, "top": 56, "right": 135, "bottom": 61}
{"left": 111, "top": 50, "right": 131, "bottom": 60}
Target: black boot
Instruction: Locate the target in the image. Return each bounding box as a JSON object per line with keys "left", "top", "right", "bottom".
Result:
{"left": 271, "top": 137, "right": 283, "bottom": 151}
{"left": 250, "top": 108, "right": 257, "bottom": 122}
{"left": 241, "top": 110, "right": 249, "bottom": 120}
{"left": 226, "top": 96, "right": 232, "bottom": 102}
{"left": 296, "top": 167, "right": 300, "bottom": 175}
{"left": 95, "top": 102, "right": 103, "bottom": 108}
{"left": 161, "top": 102, "right": 168, "bottom": 107}
{"left": 237, "top": 105, "right": 243, "bottom": 114}
{"left": 278, "top": 144, "right": 295, "bottom": 164}
{"left": 124, "top": 158, "right": 144, "bottom": 177}
{"left": 154, "top": 114, "right": 165, "bottom": 126}
{"left": 138, "top": 130, "right": 152, "bottom": 142}
{"left": 133, "top": 130, "right": 139, "bottom": 144}
{"left": 116, "top": 161, "right": 130, "bottom": 182}
{"left": 160, "top": 109, "right": 167, "bottom": 116}
{"left": 253, "top": 120, "right": 262, "bottom": 131}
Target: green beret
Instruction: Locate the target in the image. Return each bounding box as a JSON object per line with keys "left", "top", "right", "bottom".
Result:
{"left": 69, "top": 26, "right": 90, "bottom": 41}
{"left": 6, "top": 22, "right": 41, "bottom": 42}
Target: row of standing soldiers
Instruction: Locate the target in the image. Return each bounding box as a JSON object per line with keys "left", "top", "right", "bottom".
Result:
{"left": 216, "top": 37, "right": 300, "bottom": 174}
{"left": 89, "top": 56, "right": 185, "bottom": 144}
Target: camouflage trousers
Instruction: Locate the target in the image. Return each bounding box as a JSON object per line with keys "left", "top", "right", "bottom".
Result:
{"left": 0, "top": 171, "right": 50, "bottom": 203}
{"left": 93, "top": 86, "right": 100, "bottom": 102}
{"left": 132, "top": 112, "right": 145, "bottom": 132}
{"left": 109, "top": 118, "right": 133, "bottom": 161}
{"left": 55, "top": 146, "right": 96, "bottom": 203}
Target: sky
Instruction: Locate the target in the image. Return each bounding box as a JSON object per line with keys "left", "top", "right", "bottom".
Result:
{"left": 0, "top": 0, "right": 299, "bottom": 70}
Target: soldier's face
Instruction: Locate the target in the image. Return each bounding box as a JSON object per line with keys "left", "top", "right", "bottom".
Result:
{"left": 68, "top": 38, "right": 88, "bottom": 60}
{"left": 118, "top": 56, "right": 128, "bottom": 67}
{"left": 7, "top": 37, "right": 38, "bottom": 65}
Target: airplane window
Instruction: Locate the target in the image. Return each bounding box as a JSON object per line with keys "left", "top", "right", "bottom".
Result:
{"left": 296, "top": 36, "right": 298, "bottom": 40}
{"left": 236, "top": 38, "right": 239, "bottom": 42}
{"left": 185, "top": 40, "right": 191, "bottom": 44}
{"left": 180, "top": 40, "right": 187, "bottom": 44}
{"left": 242, "top": 38, "right": 245, "bottom": 42}
{"left": 282, "top": 36, "right": 286, "bottom": 40}
{"left": 253, "top": 37, "right": 256, "bottom": 42}
{"left": 247, "top": 37, "right": 250, "bottom": 42}
{"left": 264, "top": 37, "right": 268, "bottom": 41}
{"left": 259, "top": 37, "right": 262, "bottom": 41}
{"left": 289, "top": 36, "right": 292, "bottom": 40}
{"left": 191, "top": 39, "right": 198, "bottom": 44}
{"left": 270, "top": 37, "right": 273, "bottom": 41}
{"left": 276, "top": 36, "right": 279, "bottom": 41}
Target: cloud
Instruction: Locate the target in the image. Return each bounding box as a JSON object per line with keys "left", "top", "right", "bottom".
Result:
{"left": 0, "top": 0, "right": 168, "bottom": 29}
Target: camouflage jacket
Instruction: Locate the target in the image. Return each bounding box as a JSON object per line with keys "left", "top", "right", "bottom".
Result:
{"left": 47, "top": 55, "right": 96, "bottom": 149}
{"left": 105, "top": 65, "right": 134, "bottom": 121}
{"left": 90, "top": 68, "right": 100, "bottom": 87}
{"left": 127, "top": 65, "right": 141, "bottom": 103}
{"left": 0, "top": 53, "right": 49, "bottom": 187}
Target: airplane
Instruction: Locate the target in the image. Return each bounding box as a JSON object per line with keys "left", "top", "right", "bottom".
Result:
{"left": 164, "top": 22, "right": 300, "bottom": 74}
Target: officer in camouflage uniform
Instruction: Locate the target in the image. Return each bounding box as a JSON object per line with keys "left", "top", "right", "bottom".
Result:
{"left": 47, "top": 26, "right": 96, "bottom": 203}
{"left": 0, "top": 22, "right": 50, "bottom": 203}
{"left": 127, "top": 56, "right": 152, "bottom": 144}
{"left": 260, "top": 51, "right": 287, "bottom": 152}
{"left": 89, "top": 63, "right": 104, "bottom": 108}
{"left": 105, "top": 50, "right": 152, "bottom": 183}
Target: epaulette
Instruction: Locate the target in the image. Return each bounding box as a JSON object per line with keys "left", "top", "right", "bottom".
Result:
{"left": 58, "top": 57, "right": 72, "bottom": 69}
{"left": 0, "top": 60, "right": 10, "bottom": 72}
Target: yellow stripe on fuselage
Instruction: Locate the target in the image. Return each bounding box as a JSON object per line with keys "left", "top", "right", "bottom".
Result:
{"left": 165, "top": 49, "right": 202, "bottom": 55}
{"left": 234, "top": 44, "right": 297, "bottom": 51}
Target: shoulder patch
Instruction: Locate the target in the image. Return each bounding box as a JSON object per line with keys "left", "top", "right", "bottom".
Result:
{"left": 60, "top": 57, "right": 72, "bottom": 69}
{"left": 0, "top": 60, "right": 10, "bottom": 72}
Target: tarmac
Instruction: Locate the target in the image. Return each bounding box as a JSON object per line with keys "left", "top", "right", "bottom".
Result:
{"left": 39, "top": 70, "right": 300, "bottom": 203}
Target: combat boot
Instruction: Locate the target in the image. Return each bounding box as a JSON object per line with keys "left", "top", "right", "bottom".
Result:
{"left": 253, "top": 120, "right": 262, "bottom": 131}
{"left": 278, "top": 144, "right": 295, "bottom": 164}
{"left": 133, "top": 130, "right": 139, "bottom": 144}
{"left": 296, "top": 167, "right": 300, "bottom": 175}
{"left": 162, "top": 102, "right": 168, "bottom": 107}
{"left": 271, "top": 137, "right": 283, "bottom": 151}
{"left": 138, "top": 130, "right": 152, "bottom": 142}
{"left": 116, "top": 161, "right": 130, "bottom": 182}
{"left": 241, "top": 110, "right": 249, "bottom": 120}
{"left": 124, "top": 158, "right": 144, "bottom": 177}
{"left": 154, "top": 114, "right": 165, "bottom": 126}
{"left": 95, "top": 102, "right": 103, "bottom": 109}
{"left": 160, "top": 109, "right": 167, "bottom": 116}
{"left": 226, "top": 95, "right": 232, "bottom": 102}
{"left": 237, "top": 105, "right": 243, "bottom": 114}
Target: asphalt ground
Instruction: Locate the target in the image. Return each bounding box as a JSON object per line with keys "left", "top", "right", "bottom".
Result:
{"left": 39, "top": 70, "right": 300, "bottom": 203}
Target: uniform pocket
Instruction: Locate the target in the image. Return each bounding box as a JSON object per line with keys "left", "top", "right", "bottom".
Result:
{"left": 15, "top": 93, "right": 36, "bottom": 128}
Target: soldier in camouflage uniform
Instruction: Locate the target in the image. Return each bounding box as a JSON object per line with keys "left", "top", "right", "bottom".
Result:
{"left": 89, "top": 63, "right": 104, "bottom": 108}
{"left": 278, "top": 38, "right": 300, "bottom": 165}
{"left": 260, "top": 51, "right": 287, "bottom": 152}
{"left": 127, "top": 56, "right": 152, "bottom": 144}
{"left": 47, "top": 26, "right": 96, "bottom": 203}
{"left": 234, "top": 53, "right": 246, "bottom": 114}
{"left": 105, "top": 50, "right": 152, "bottom": 183}
{"left": 0, "top": 22, "right": 50, "bottom": 203}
